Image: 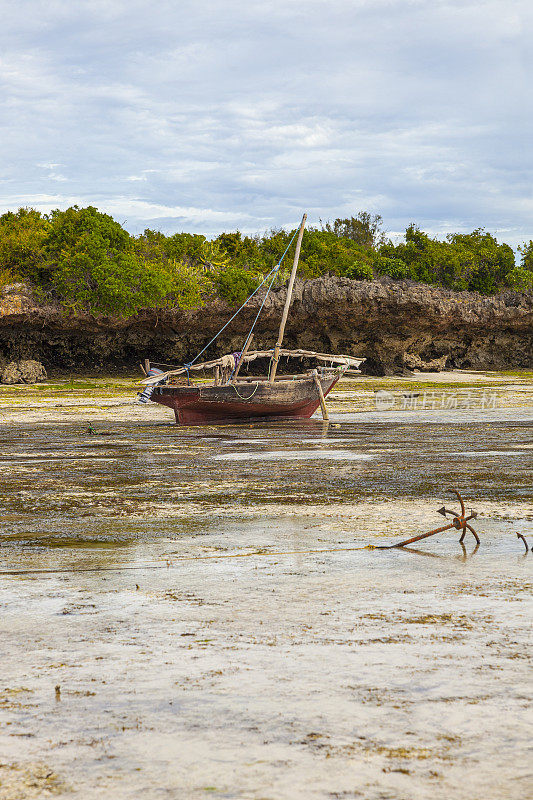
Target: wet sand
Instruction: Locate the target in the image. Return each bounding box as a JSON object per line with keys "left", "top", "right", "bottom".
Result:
{"left": 1, "top": 371, "right": 532, "bottom": 799}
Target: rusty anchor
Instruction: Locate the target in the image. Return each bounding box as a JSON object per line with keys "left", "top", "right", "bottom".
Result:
{"left": 381, "top": 489, "right": 480, "bottom": 549}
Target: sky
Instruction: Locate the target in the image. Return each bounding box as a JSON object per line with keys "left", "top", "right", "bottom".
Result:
{"left": 1, "top": 0, "right": 532, "bottom": 247}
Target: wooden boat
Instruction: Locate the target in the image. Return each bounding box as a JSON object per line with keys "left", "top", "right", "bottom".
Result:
{"left": 150, "top": 369, "right": 342, "bottom": 425}
{"left": 139, "top": 213, "right": 363, "bottom": 425}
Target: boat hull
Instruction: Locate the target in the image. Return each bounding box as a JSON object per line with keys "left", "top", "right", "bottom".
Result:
{"left": 150, "top": 374, "right": 340, "bottom": 424}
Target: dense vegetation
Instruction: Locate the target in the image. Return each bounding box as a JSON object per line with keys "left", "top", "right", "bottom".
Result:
{"left": 0, "top": 206, "right": 532, "bottom": 316}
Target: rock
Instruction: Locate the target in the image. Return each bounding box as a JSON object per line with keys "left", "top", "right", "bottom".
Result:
{"left": 0, "top": 282, "right": 41, "bottom": 316}
{"left": 1, "top": 360, "right": 47, "bottom": 384}
{"left": 360, "top": 352, "right": 410, "bottom": 377}
{"left": 403, "top": 353, "right": 448, "bottom": 372}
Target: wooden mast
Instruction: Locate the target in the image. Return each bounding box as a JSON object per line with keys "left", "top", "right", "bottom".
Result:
{"left": 269, "top": 213, "right": 307, "bottom": 383}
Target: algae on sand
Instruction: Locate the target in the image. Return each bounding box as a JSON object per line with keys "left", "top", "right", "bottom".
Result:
{"left": 0, "top": 371, "right": 531, "bottom": 800}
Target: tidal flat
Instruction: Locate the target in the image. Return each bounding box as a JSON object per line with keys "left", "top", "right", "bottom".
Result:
{"left": 0, "top": 370, "right": 532, "bottom": 800}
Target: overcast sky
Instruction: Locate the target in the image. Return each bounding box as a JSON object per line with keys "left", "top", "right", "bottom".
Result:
{"left": 1, "top": 0, "right": 531, "bottom": 246}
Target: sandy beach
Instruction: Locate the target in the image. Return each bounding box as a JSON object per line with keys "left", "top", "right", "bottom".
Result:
{"left": 1, "top": 370, "right": 532, "bottom": 799}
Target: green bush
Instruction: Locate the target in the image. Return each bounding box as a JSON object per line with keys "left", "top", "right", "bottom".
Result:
{"left": 516, "top": 241, "right": 533, "bottom": 293}
{"left": 162, "top": 232, "right": 209, "bottom": 264}
{"left": 214, "top": 265, "right": 262, "bottom": 305}
{"left": 345, "top": 261, "right": 374, "bottom": 280}
{"left": 214, "top": 231, "right": 261, "bottom": 266}
{"left": 379, "top": 225, "right": 515, "bottom": 293}
{"left": 133, "top": 228, "right": 168, "bottom": 263}
{"left": 321, "top": 212, "right": 386, "bottom": 249}
{"left": 45, "top": 205, "right": 130, "bottom": 264}
{"left": 0, "top": 266, "right": 17, "bottom": 289}
{"left": 373, "top": 255, "right": 411, "bottom": 280}
{"left": 42, "top": 206, "right": 175, "bottom": 316}
{"left": 298, "top": 229, "right": 374, "bottom": 278}
{"left": 505, "top": 266, "right": 533, "bottom": 293}
{"left": 165, "top": 260, "right": 212, "bottom": 309}
{"left": 0, "top": 207, "right": 49, "bottom": 282}
{"left": 1, "top": 205, "right": 532, "bottom": 317}
{"left": 52, "top": 251, "right": 176, "bottom": 316}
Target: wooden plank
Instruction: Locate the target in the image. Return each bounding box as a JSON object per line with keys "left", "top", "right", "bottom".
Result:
{"left": 140, "top": 349, "right": 364, "bottom": 385}
{"left": 235, "top": 372, "right": 311, "bottom": 382}
{"left": 312, "top": 370, "right": 329, "bottom": 420}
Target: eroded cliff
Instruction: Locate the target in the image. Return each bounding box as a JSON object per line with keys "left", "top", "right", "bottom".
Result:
{"left": 1, "top": 278, "right": 531, "bottom": 375}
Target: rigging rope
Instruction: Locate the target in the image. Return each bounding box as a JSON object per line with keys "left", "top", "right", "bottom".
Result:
{"left": 229, "top": 268, "right": 279, "bottom": 381}
{"left": 183, "top": 226, "right": 300, "bottom": 371}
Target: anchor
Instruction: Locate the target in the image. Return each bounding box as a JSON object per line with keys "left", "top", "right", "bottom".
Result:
{"left": 436, "top": 489, "right": 479, "bottom": 545}
{"left": 382, "top": 489, "right": 480, "bottom": 549}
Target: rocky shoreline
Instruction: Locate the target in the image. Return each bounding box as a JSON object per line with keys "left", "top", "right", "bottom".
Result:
{"left": 1, "top": 277, "right": 532, "bottom": 376}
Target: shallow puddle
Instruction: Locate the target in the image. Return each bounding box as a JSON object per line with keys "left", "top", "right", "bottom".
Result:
{"left": 212, "top": 449, "right": 374, "bottom": 461}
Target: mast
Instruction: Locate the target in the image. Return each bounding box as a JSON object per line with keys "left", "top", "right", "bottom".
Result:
{"left": 269, "top": 213, "right": 307, "bottom": 382}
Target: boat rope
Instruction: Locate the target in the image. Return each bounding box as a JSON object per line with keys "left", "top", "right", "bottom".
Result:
{"left": 0, "top": 545, "right": 371, "bottom": 577}
{"left": 232, "top": 382, "right": 259, "bottom": 400}
{"left": 229, "top": 268, "right": 279, "bottom": 381}
{"left": 183, "top": 227, "right": 300, "bottom": 372}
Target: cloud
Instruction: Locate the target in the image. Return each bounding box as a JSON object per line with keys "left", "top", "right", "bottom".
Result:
{"left": 0, "top": 0, "right": 532, "bottom": 246}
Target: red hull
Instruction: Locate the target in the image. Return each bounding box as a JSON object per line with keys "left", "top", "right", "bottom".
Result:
{"left": 151, "top": 374, "right": 339, "bottom": 425}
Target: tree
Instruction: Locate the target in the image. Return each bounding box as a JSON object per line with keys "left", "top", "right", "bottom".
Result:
{"left": 133, "top": 229, "right": 168, "bottom": 263}
{"left": 299, "top": 229, "right": 374, "bottom": 279}
{"left": 322, "top": 212, "right": 386, "bottom": 250}
{"left": 44, "top": 206, "right": 176, "bottom": 315}
{"left": 214, "top": 231, "right": 258, "bottom": 263}
{"left": 45, "top": 205, "right": 130, "bottom": 264}
{"left": 518, "top": 240, "right": 533, "bottom": 272}
{"left": 0, "top": 207, "right": 49, "bottom": 282}
{"left": 379, "top": 225, "right": 516, "bottom": 293}
{"left": 1, "top": 204, "right": 531, "bottom": 313}
{"left": 447, "top": 230, "right": 514, "bottom": 294}
{"left": 512, "top": 241, "right": 533, "bottom": 292}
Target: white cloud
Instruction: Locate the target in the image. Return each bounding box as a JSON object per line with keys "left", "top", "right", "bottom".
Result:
{"left": 0, "top": 0, "right": 531, "bottom": 245}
